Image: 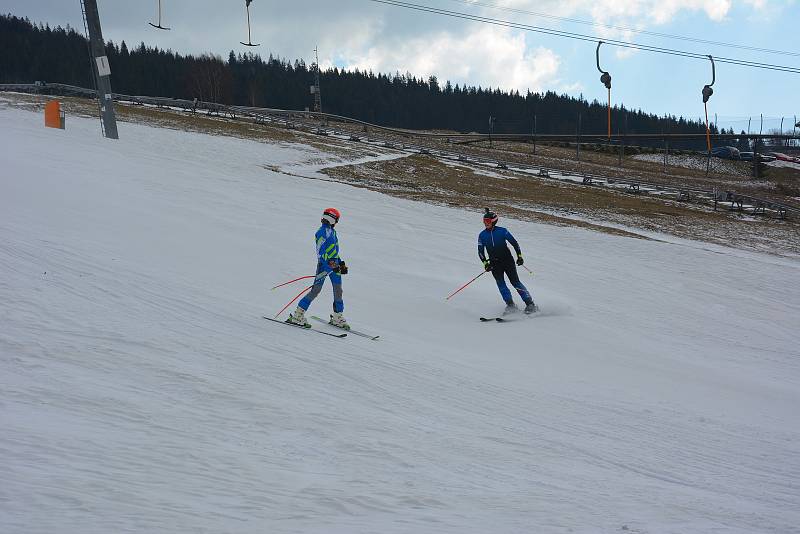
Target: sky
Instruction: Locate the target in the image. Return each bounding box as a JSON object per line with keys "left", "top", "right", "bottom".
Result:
{"left": 4, "top": 0, "right": 799, "bottom": 132}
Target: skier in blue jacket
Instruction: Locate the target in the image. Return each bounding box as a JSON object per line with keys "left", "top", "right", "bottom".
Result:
{"left": 478, "top": 208, "right": 537, "bottom": 314}
{"left": 287, "top": 207, "right": 350, "bottom": 329}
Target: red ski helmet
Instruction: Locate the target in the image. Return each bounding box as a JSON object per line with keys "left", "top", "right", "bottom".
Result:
{"left": 483, "top": 208, "right": 498, "bottom": 227}
{"left": 322, "top": 207, "right": 341, "bottom": 225}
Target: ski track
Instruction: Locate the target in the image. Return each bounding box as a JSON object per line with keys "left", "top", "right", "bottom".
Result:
{"left": 1, "top": 106, "right": 799, "bottom": 533}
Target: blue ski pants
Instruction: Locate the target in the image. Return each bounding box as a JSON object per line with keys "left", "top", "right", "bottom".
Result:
{"left": 299, "top": 262, "right": 344, "bottom": 313}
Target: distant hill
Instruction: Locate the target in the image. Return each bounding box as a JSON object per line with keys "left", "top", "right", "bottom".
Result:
{"left": 1, "top": 13, "right": 718, "bottom": 146}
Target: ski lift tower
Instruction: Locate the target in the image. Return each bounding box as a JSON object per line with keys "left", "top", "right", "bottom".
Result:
{"left": 311, "top": 47, "right": 322, "bottom": 113}
{"left": 80, "top": 0, "right": 119, "bottom": 139}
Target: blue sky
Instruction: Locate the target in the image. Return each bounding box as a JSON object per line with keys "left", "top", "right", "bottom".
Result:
{"left": 4, "top": 0, "right": 798, "bottom": 132}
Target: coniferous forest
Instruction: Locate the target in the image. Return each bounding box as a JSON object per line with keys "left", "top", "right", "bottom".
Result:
{"left": 2, "top": 14, "right": 721, "bottom": 146}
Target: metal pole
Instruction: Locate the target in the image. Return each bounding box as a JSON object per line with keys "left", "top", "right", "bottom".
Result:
{"left": 247, "top": 4, "right": 252, "bottom": 43}
{"left": 620, "top": 112, "right": 627, "bottom": 167}
{"left": 754, "top": 114, "right": 763, "bottom": 179}
{"left": 313, "top": 47, "right": 322, "bottom": 113}
{"left": 705, "top": 103, "right": 712, "bottom": 176}
{"left": 81, "top": 0, "right": 119, "bottom": 139}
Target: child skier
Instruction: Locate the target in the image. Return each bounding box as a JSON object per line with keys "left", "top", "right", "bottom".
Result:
{"left": 287, "top": 208, "right": 350, "bottom": 329}
{"left": 478, "top": 208, "right": 537, "bottom": 315}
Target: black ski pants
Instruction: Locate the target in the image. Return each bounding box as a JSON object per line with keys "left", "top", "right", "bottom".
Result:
{"left": 490, "top": 258, "right": 532, "bottom": 305}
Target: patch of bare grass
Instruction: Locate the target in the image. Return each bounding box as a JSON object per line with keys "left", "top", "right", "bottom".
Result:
{"left": 322, "top": 154, "right": 800, "bottom": 256}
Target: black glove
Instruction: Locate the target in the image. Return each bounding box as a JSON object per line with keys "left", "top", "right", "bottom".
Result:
{"left": 516, "top": 255, "right": 524, "bottom": 266}
{"left": 338, "top": 260, "right": 348, "bottom": 275}
{"left": 482, "top": 259, "right": 492, "bottom": 271}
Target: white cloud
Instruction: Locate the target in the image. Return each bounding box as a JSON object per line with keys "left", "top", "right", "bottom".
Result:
{"left": 343, "top": 26, "right": 561, "bottom": 93}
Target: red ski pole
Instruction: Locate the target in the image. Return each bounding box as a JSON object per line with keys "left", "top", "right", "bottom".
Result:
{"left": 446, "top": 270, "right": 487, "bottom": 300}
{"left": 272, "top": 270, "right": 329, "bottom": 290}
{"left": 273, "top": 272, "right": 329, "bottom": 318}
{"left": 274, "top": 285, "right": 313, "bottom": 318}
{"left": 271, "top": 275, "right": 317, "bottom": 290}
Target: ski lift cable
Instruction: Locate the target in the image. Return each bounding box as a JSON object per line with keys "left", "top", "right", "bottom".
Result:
{"left": 440, "top": 0, "right": 800, "bottom": 59}
{"left": 366, "top": 0, "right": 800, "bottom": 74}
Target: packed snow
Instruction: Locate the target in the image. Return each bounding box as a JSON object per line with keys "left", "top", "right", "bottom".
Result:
{"left": 2, "top": 103, "right": 800, "bottom": 533}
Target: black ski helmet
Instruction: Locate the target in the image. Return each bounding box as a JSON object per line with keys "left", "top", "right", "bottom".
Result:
{"left": 483, "top": 208, "right": 498, "bottom": 227}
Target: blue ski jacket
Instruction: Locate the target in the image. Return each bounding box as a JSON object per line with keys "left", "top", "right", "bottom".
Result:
{"left": 315, "top": 222, "right": 341, "bottom": 272}
{"left": 478, "top": 226, "right": 521, "bottom": 263}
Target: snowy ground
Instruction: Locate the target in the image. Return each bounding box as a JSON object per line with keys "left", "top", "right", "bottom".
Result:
{"left": 2, "top": 104, "right": 800, "bottom": 533}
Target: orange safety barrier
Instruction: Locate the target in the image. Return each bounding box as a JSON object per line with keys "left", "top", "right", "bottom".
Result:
{"left": 44, "top": 100, "right": 65, "bottom": 129}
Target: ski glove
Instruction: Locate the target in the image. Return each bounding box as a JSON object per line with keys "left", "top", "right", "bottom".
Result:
{"left": 516, "top": 255, "right": 524, "bottom": 266}
{"left": 483, "top": 259, "right": 492, "bottom": 271}
{"left": 329, "top": 259, "right": 348, "bottom": 275}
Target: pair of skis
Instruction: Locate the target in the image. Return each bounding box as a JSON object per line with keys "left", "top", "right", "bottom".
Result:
{"left": 480, "top": 311, "right": 539, "bottom": 323}
{"left": 262, "top": 316, "right": 379, "bottom": 340}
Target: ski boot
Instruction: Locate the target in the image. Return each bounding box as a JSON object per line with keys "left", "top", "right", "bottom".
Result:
{"left": 524, "top": 301, "right": 538, "bottom": 314}
{"left": 329, "top": 311, "right": 351, "bottom": 331}
{"left": 286, "top": 306, "right": 311, "bottom": 328}
{"left": 503, "top": 301, "right": 519, "bottom": 316}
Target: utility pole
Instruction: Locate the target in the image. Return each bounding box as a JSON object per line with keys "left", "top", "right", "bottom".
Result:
{"left": 311, "top": 46, "right": 322, "bottom": 113}
{"left": 489, "top": 116, "right": 495, "bottom": 148}
{"left": 80, "top": 0, "right": 118, "bottom": 139}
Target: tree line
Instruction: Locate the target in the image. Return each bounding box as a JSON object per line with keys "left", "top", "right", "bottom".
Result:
{"left": 2, "top": 14, "right": 738, "bottom": 148}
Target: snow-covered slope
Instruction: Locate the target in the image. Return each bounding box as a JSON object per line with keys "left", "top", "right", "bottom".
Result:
{"left": 2, "top": 103, "right": 799, "bottom": 533}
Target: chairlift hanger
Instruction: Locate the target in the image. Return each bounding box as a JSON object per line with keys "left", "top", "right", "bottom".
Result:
{"left": 702, "top": 55, "right": 716, "bottom": 155}
{"left": 241, "top": 0, "right": 261, "bottom": 47}
{"left": 702, "top": 55, "right": 715, "bottom": 103}
{"left": 596, "top": 41, "right": 612, "bottom": 139}
{"left": 149, "top": 0, "right": 171, "bottom": 30}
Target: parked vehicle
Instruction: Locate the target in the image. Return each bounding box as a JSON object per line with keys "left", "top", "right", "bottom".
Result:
{"left": 740, "top": 152, "right": 776, "bottom": 163}
{"left": 768, "top": 152, "right": 800, "bottom": 164}
{"left": 711, "top": 146, "right": 740, "bottom": 159}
